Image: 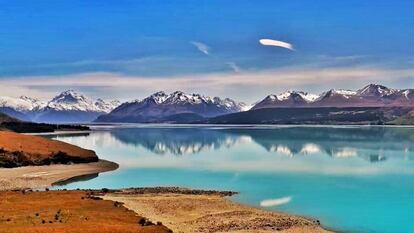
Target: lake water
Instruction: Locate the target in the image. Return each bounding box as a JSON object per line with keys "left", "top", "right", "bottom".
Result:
{"left": 50, "top": 125, "right": 414, "bottom": 233}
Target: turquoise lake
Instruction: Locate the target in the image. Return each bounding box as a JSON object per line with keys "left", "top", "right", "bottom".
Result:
{"left": 50, "top": 125, "right": 414, "bottom": 233}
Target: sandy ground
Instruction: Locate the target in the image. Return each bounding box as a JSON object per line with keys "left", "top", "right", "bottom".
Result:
{"left": 103, "top": 189, "right": 331, "bottom": 233}
{"left": 0, "top": 159, "right": 118, "bottom": 190}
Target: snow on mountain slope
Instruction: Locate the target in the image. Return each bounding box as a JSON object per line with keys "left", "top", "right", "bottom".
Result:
{"left": 0, "top": 96, "right": 46, "bottom": 112}
{"left": 264, "top": 91, "right": 320, "bottom": 103}
{"left": 95, "top": 99, "right": 121, "bottom": 113}
{"left": 356, "top": 84, "right": 393, "bottom": 97}
{"left": 45, "top": 90, "right": 119, "bottom": 113}
{"left": 329, "top": 89, "right": 357, "bottom": 98}
{"left": 139, "top": 91, "right": 246, "bottom": 112}
{"left": 253, "top": 84, "right": 414, "bottom": 109}
{"left": 96, "top": 91, "right": 247, "bottom": 122}
{"left": 145, "top": 91, "right": 247, "bottom": 112}
{"left": 252, "top": 91, "right": 320, "bottom": 109}
{"left": 0, "top": 90, "right": 120, "bottom": 123}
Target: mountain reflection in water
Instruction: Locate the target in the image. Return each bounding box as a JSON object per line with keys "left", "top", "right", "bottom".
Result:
{"left": 51, "top": 126, "right": 414, "bottom": 233}
{"left": 103, "top": 127, "right": 414, "bottom": 162}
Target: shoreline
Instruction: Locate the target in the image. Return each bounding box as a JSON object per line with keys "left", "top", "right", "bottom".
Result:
{"left": 0, "top": 165, "right": 333, "bottom": 233}
{"left": 0, "top": 158, "right": 332, "bottom": 232}
{"left": 0, "top": 159, "right": 118, "bottom": 191}
{"left": 0, "top": 187, "right": 331, "bottom": 233}
{"left": 99, "top": 187, "right": 331, "bottom": 233}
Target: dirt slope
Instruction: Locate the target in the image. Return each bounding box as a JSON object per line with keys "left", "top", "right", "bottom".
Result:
{"left": 0, "top": 131, "right": 98, "bottom": 167}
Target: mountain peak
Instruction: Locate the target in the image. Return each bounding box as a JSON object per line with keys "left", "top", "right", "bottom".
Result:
{"left": 51, "top": 90, "right": 87, "bottom": 103}
{"left": 148, "top": 91, "right": 168, "bottom": 104}
{"left": 276, "top": 91, "right": 319, "bottom": 102}
{"left": 45, "top": 90, "right": 120, "bottom": 113}
{"left": 58, "top": 89, "right": 81, "bottom": 97}
{"left": 357, "top": 84, "right": 392, "bottom": 96}
{"left": 326, "top": 89, "right": 357, "bottom": 96}
{"left": 19, "top": 95, "right": 39, "bottom": 101}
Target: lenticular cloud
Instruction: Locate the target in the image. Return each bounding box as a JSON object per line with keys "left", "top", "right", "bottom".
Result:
{"left": 259, "top": 39, "right": 294, "bottom": 51}
{"left": 191, "top": 41, "right": 210, "bottom": 55}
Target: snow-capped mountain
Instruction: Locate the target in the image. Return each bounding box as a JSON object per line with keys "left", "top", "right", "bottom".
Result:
{"left": 44, "top": 90, "right": 119, "bottom": 113}
{"left": 356, "top": 84, "right": 394, "bottom": 97}
{"left": 1, "top": 84, "right": 413, "bottom": 124}
{"left": 0, "top": 96, "right": 46, "bottom": 112}
{"left": 0, "top": 90, "right": 120, "bottom": 123}
{"left": 95, "top": 99, "right": 121, "bottom": 113}
{"left": 252, "top": 91, "right": 320, "bottom": 109}
{"left": 96, "top": 91, "right": 248, "bottom": 123}
{"left": 253, "top": 84, "right": 414, "bottom": 109}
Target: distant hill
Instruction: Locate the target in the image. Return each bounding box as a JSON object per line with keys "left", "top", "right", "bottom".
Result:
{"left": 0, "top": 112, "right": 20, "bottom": 124}
{"left": 0, "top": 111, "right": 89, "bottom": 133}
{"left": 0, "top": 107, "right": 31, "bottom": 121}
{"left": 205, "top": 107, "right": 412, "bottom": 125}
{"left": 389, "top": 111, "right": 414, "bottom": 125}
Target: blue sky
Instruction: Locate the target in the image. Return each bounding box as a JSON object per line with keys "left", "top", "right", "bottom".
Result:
{"left": 0, "top": 0, "right": 413, "bottom": 102}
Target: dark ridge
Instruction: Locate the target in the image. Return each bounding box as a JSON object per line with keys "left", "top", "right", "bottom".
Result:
{"left": 89, "top": 187, "right": 238, "bottom": 197}
{"left": 0, "top": 150, "right": 98, "bottom": 168}
{"left": 0, "top": 122, "right": 90, "bottom": 133}
{"left": 205, "top": 107, "right": 413, "bottom": 125}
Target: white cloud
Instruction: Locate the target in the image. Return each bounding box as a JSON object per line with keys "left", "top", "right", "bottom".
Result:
{"left": 259, "top": 38, "right": 294, "bottom": 51}
{"left": 191, "top": 41, "right": 210, "bottom": 55}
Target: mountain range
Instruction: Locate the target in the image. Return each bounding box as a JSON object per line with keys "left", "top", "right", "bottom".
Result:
{"left": 0, "top": 84, "right": 413, "bottom": 124}
{"left": 96, "top": 91, "right": 248, "bottom": 123}
{"left": 252, "top": 84, "right": 414, "bottom": 109}
{"left": 0, "top": 90, "right": 120, "bottom": 123}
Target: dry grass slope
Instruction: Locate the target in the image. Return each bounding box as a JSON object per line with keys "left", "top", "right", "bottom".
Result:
{"left": 0, "top": 131, "right": 98, "bottom": 167}
{"left": 0, "top": 190, "right": 171, "bottom": 233}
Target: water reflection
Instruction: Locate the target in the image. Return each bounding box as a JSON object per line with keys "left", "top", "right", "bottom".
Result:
{"left": 51, "top": 126, "right": 414, "bottom": 233}
{"left": 53, "top": 173, "right": 99, "bottom": 186}
{"left": 110, "top": 128, "right": 249, "bottom": 155}
{"left": 103, "top": 127, "right": 414, "bottom": 162}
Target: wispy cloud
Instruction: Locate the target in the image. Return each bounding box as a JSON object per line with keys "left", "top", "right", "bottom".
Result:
{"left": 227, "top": 62, "right": 242, "bottom": 73}
{"left": 259, "top": 38, "right": 295, "bottom": 51}
{"left": 191, "top": 41, "right": 210, "bottom": 55}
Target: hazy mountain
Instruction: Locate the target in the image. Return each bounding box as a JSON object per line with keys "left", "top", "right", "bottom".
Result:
{"left": 0, "top": 96, "right": 46, "bottom": 112}
{"left": 253, "top": 84, "right": 414, "bottom": 109}
{"left": 0, "top": 90, "right": 120, "bottom": 123}
{"left": 0, "top": 112, "right": 19, "bottom": 124}
{"left": 96, "top": 91, "right": 248, "bottom": 123}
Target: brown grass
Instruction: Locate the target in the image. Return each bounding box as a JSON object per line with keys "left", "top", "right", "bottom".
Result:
{"left": 0, "top": 131, "right": 96, "bottom": 160}
{"left": 0, "top": 190, "right": 171, "bottom": 233}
